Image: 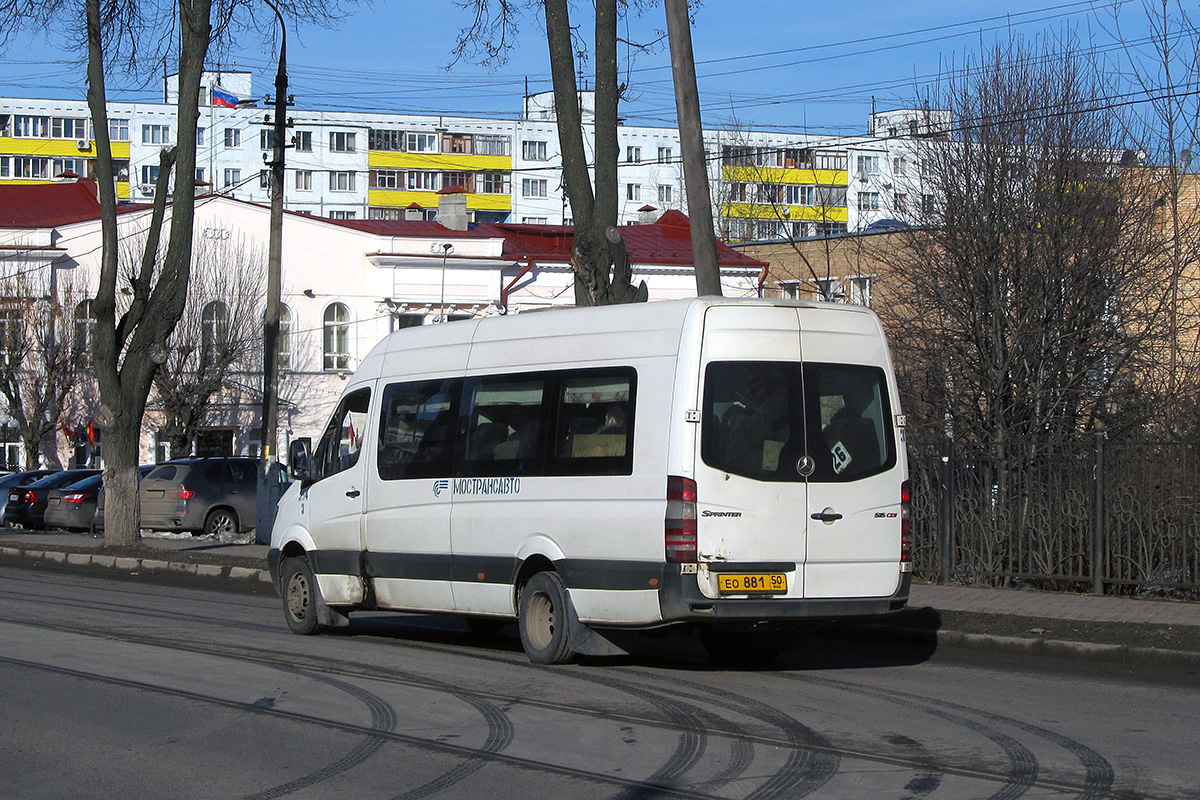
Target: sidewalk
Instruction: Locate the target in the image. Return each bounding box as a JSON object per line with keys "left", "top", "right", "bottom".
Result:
{"left": 3, "top": 529, "right": 1198, "bottom": 668}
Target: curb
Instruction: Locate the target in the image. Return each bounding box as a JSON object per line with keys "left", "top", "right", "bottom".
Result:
{"left": 0, "top": 544, "right": 274, "bottom": 587}
{"left": 839, "top": 621, "right": 1200, "bottom": 673}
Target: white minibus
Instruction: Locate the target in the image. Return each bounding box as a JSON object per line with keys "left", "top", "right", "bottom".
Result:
{"left": 269, "top": 297, "right": 912, "bottom": 663}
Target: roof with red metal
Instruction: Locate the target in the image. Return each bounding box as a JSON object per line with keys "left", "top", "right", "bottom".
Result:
{"left": 477, "top": 211, "right": 767, "bottom": 268}
{"left": 0, "top": 180, "right": 102, "bottom": 228}
{"left": 311, "top": 216, "right": 487, "bottom": 238}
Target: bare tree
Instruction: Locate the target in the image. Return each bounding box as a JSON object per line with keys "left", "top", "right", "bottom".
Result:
{"left": 457, "top": 0, "right": 648, "bottom": 305}
{"left": 1100, "top": 0, "right": 1200, "bottom": 437}
{"left": 0, "top": 274, "right": 90, "bottom": 468}
{"left": 875, "top": 35, "right": 1172, "bottom": 451}
{"left": 0, "top": 0, "right": 358, "bottom": 546}
{"left": 149, "top": 234, "right": 265, "bottom": 459}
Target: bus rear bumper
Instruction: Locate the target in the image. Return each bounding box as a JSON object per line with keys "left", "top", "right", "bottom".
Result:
{"left": 658, "top": 569, "right": 911, "bottom": 625}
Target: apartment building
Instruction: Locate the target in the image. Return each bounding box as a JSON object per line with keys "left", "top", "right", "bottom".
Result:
{"left": 2, "top": 71, "right": 928, "bottom": 236}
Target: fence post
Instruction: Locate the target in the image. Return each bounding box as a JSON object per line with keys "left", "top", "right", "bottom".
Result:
{"left": 1090, "top": 433, "right": 1106, "bottom": 595}
{"left": 939, "top": 436, "right": 954, "bottom": 583}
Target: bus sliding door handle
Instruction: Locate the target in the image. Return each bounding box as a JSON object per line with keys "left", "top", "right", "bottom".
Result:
{"left": 346, "top": 489, "right": 361, "bottom": 498}
{"left": 810, "top": 510, "right": 843, "bottom": 523}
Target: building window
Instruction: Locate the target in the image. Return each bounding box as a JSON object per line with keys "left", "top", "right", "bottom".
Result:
{"left": 893, "top": 156, "right": 908, "bottom": 175}
{"left": 406, "top": 132, "right": 438, "bottom": 152}
{"left": 295, "top": 170, "right": 313, "bottom": 191}
{"left": 522, "top": 217, "right": 548, "bottom": 224}
{"left": 369, "top": 129, "right": 404, "bottom": 151}
{"left": 522, "top": 140, "right": 548, "bottom": 161}
{"left": 260, "top": 129, "right": 275, "bottom": 150}
{"left": 626, "top": 146, "right": 642, "bottom": 163}
{"left": 0, "top": 305, "right": 24, "bottom": 361}
{"left": 108, "top": 118, "right": 130, "bottom": 142}
{"left": 370, "top": 169, "right": 400, "bottom": 189}
{"left": 441, "top": 171, "right": 472, "bottom": 192}
{"left": 330, "top": 131, "right": 357, "bottom": 153}
{"left": 323, "top": 303, "right": 351, "bottom": 371}
{"left": 658, "top": 185, "right": 672, "bottom": 204}
{"left": 856, "top": 155, "right": 880, "bottom": 174}
{"left": 293, "top": 131, "right": 313, "bottom": 152}
{"left": 196, "top": 127, "right": 206, "bottom": 147}
{"left": 329, "top": 210, "right": 357, "bottom": 220}
{"left": 224, "top": 128, "right": 242, "bottom": 148}
{"left": 329, "top": 171, "right": 356, "bottom": 192}
{"left": 200, "top": 301, "right": 229, "bottom": 365}
{"left": 15, "top": 158, "right": 50, "bottom": 179}
{"left": 522, "top": 178, "right": 548, "bottom": 198}
{"left": 141, "top": 165, "right": 160, "bottom": 186}
{"left": 195, "top": 167, "right": 206, "bottom": 184}
{"left": 857, "top": 191, "right": 880, "bottom": 212}
{"left": 223, "top": 168, "right": 241, "bottom": 188}
{"left": 53, "top": 158, "right": 86, "bottom": 177}
{"left": 259, "top": 170, "right": 272, "bottom": 190}
{"left": 50, "top": 118, "right": 88, "bottom": 139}
{"left": 894, "top": 192, "right": 907, "bottom": 212}
{"left": 480, "top": 172, "right": 510, "bottom": 194}
{"left": 142, "top": 124, "right": 171, "bottom": 145}
{"left": 74, "top": 300, "right": 95, "bottom": 365}
{"left": 407, "top": 171, "right": 437, "bottom": 190}
{"left": 13, "top": 116, "right": 49, "bottom": 138}
{"left": 786, "top": 185, "right": 815, "bottom": 206}
{"left": 848, "top": 276, "right": 872, "bottom": 306}
{"left": 475, "top": 134, "right": 511, "bottom": 156}
{"left": 657, "top": 146, "right": 673, "bottom": 164}
{"left": 369, "top": 207, "right": 401, "bottom": 220}
{"left": 277, "top": 304, "right": 293, "bottom": 371}
{"left": 0, "top": 157, "right": 9, "bottom": 179}
{"left": 626, "top": 183, "right": 641, "bottom": 202}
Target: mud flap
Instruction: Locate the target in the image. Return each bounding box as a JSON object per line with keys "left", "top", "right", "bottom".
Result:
{"left": 567, "top": 599, "right": 635, "bottom": 657}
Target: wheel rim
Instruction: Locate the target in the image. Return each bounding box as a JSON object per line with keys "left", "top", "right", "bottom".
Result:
{"left": 208, "top": 512, "right": 236, "bottom": 535}
{"left": 286, "top": 571, "right": 310, "bottom": 622}
{"left": 526, "top": 590, "right": 556, "bottom": 650}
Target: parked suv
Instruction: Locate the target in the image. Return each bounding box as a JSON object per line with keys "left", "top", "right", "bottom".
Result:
{"left": 139, "top": 458, "right": 285, "bottom": 537}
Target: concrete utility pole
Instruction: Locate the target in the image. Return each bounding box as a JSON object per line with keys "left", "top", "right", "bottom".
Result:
{"left": 258, "top": 0, "right": 290, "bottom": 542}
{"left": 261, "top": 0, "right": 290, "bottom": 463}
{"left": 665, "top": 0, "right": 722, "bottom": 297}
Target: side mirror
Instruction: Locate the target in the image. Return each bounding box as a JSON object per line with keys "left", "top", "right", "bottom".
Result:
{"left": 289, "top": 437, "right": 313, "bottom": 482}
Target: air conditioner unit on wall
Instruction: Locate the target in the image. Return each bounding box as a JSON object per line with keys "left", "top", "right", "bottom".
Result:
{"left": 76, "top": 140, "right": 91, "bottom": 151}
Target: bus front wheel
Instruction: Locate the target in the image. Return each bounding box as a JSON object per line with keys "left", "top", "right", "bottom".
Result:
{"left": 518, "top": 572, "right": 577, "bottom": 665}
{"left": 282, "top": 556, "right": 324, "bottom": 635}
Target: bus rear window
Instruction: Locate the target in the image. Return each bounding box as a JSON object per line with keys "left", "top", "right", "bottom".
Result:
{"left": 701, "top": 361, "right": 893, "bottom": 483}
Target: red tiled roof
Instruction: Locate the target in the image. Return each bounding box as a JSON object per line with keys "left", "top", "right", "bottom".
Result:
{"left": 478, "top": 211, "right": 767, "bottom": 268}
{"left": 0, "top": 180, "right": 102, "bottom": 228}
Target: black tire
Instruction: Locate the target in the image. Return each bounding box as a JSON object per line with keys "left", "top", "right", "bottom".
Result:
{"left": 699, "top": 627, "right": 781, "bottom": 665}
{"left": 203, "top": 507, "right": 238, "bottom": 537}
{"left": 282, "top": 556, "right": 324, "bottom": 635}
{"left": 518, "top": 572, "right": 577, "bottom": 665}
{"left": 464, "top": 616, "right": 508, "bottom": 636}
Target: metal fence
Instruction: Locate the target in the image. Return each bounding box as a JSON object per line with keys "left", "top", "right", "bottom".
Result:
{"left": 909, "top": 437, "right": 1200, "bottom": 597}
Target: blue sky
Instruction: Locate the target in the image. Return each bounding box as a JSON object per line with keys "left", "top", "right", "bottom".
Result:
{"left": 0, "top": 1, "right": 1168, "bottom": 135}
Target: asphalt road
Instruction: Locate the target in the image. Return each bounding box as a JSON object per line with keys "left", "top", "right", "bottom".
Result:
{"left": 2, "top": 566, "right": 1197, "bottom": 800}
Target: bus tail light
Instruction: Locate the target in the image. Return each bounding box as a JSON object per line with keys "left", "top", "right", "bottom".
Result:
{"left": 900, "top": 479, "right": 912, "bottom": 564}
{"left": 666, "top": 476, "right": 697, "bottom": 564}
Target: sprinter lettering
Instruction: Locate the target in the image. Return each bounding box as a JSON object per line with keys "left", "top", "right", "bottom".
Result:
{"left": 452, "top": 477, "right": 522, "bottom": 496}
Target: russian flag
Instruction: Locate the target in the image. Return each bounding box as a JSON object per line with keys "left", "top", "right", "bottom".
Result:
{"left": 212, "top": 84, "right": 238, "bottom": 108}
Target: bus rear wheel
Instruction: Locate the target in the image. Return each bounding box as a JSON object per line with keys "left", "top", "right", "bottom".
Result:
{"left": 518, "top": 572, "right": 577, "bottom": 665}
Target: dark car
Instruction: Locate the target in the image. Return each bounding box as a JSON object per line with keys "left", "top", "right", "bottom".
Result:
{"left": 90, "top": 465, "right": 156, "bottom": 535}
{"left": 139, "top": 458, "right": 286, "bottom": 537}
{"left": 4, "top": 469, "right": 101, "bottom": 530}
{"left": 43, "top": 473, "right": 105, "bottom": 532}
{"left": 0, "top": 469, "right": 58, "bottom": 521}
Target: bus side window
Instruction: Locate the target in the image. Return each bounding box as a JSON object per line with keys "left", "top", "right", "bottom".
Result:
{"left": 377, "top": 378, "right": 459, "bottom": 480}
{"left": 551, "top": 370, "right": 635, "bottom": 476}
{"left": 313, "top": 387, "right": 371, "bottom": 481}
